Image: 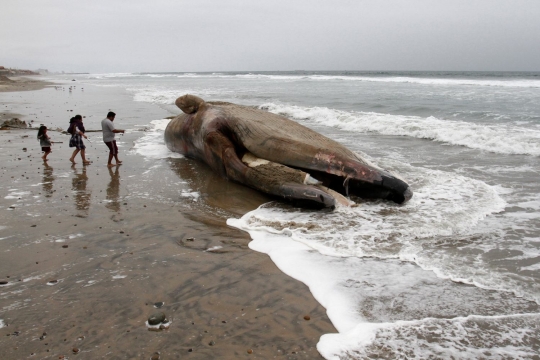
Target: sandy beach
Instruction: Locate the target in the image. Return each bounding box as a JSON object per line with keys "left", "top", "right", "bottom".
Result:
{"left": 0, "top": 78, "right": 336, "bottom": 359}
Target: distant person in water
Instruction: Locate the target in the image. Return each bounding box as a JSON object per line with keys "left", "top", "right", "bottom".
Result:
{"left": 101, "top": 111, "right": 125, "bottom": 167}
{"left": 68, "top": 115, "right": 90, "bottom": 165}
{"left": 37, "top": 125, "right": 52, "bottom": 160}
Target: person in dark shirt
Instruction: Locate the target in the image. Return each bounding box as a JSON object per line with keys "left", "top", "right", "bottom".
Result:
{"left": 68, "top": 115, "right": 90, "bottom": 165}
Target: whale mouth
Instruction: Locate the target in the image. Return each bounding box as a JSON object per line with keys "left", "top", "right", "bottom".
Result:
{"left": 241, "top": 152, "right": 412, "bottom": 208}
{"left": 294, "top": 167, "right": 412, "bottom": 205}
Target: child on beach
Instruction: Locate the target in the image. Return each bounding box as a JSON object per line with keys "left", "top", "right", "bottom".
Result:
{"left": 37, "top": 125, "right": 52, "bottom": 160}
{"left": 68, "top": 115, "right": 90, "bottom": 165}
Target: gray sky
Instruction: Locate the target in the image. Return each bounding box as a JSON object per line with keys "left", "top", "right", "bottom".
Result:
{"left": 1, "top": 0, "right": 539, "bottom": 73}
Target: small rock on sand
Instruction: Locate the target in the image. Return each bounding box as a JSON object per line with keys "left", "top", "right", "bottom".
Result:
{"left": 148, "top": 312, "right": 166, "bottom": 326}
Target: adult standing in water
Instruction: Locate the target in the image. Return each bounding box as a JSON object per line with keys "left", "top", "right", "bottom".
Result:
{"left": 101, "top": 111, "right": 125, "bottom": 167}
{"left": 68, "top": 115, "right": 90, "bottom": 165}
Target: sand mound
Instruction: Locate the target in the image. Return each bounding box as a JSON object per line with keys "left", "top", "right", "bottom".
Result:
{"left": 0, "top": 75, "right": 15, "bottom": 82}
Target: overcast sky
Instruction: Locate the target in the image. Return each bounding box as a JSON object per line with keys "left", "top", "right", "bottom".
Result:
{"left": 1, "top": 0, "right": 539, "bottom": 73}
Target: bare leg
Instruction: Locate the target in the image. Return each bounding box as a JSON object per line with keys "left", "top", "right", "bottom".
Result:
{"left": 70, "top": 149, "right": 80, "bottom": 163}
{"left": 81, "top": 149, "right": 91, "bottom": 165}
{"left": 107, "top": 152, "right": 114, "bottom": 167}
{"left": 114, "top": 154, "right": 122, "bottom": 165}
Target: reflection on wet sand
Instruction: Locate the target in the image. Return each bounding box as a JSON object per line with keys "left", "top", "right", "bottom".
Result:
{"left": 106, "top": 166, "right": 121, "bottom": 212}
{"left": 167, "top": 158, "right": 270, "bottom": 217}
{"left": 71, "top": 165, "right": 91, "bottom": 216}
{"left": 42, "top": 161, "right": 54, "bottom": 197}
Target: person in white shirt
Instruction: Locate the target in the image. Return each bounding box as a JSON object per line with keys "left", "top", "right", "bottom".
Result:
{"left": 101, "top": 111, "right": 125, "bottom": 167}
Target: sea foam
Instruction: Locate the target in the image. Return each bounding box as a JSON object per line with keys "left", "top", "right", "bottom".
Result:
{"left": 131, "top": 119, "right": 183, "bottom": 160}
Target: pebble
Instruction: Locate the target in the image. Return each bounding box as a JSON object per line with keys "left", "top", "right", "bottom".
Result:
{"left": 153, "top": 302, "right": 164, "bottom": 308}
{"left": 62, "top": 245, "right": 68, "bottom": 248}
{"left": 150, "top": 352, "right": 160, "bottom": 360}
{"left": 209, "top": 340, "right": 215, "bottom": 346}
{"left": 247, "top": 349, "right": 253, "bottom": 354}
{"left": 148, "top": 312, "right": 166, "bottom": 325}
{"left": 72, "top": 347, "right": 79, "bottom": 354}
{"left": 304, "top": 315, "right": 311, "bottom": 321}
{"left": 0, "top": 281, "right": 8, "bottom": 285}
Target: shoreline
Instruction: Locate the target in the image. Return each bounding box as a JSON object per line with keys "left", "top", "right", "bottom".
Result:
{"left": 0, "top": 79, "right": 336, "bottom": 359}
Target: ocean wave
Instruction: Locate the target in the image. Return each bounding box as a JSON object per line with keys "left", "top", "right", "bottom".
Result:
{"left": 261, "top": 103, "right": 540, "bottom": 156}
{"left": 129, "top": 87, "right": 229, "bottom": 106}
{"left": 84, "top": 72, "right": 540, "bottom": 88}
{"left": 228, "top": 161, "right": 539, "bottom": 358}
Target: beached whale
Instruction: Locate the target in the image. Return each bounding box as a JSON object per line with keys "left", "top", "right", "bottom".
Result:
{"left": 165, "top": 95, "right": 412, "bottom": 209}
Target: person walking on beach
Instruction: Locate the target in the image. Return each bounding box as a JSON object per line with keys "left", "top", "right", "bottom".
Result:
{"left": 101, "top": 111, "right": 125, "bottom": 167}
{"left": 37, "top": 125, "right": 53, "bottom": 160}
{"left": 68, "top": 115, "right": 90, "bottom": 165}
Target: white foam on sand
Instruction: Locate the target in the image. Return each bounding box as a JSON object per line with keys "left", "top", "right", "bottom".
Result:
{"left": 180, "top": 191, "right": 200, "bottom": 201}
{"left": 260, "top": 103, "right": 540, "bottom": 156}
{"left": 5, "top": 191, "right": 31, "bottom": 200}
{"left": 318, "top": 313, "right": 540, "bottom": 359}
{"left": 132, "top": 119, "right": 184, "bottom": 160}
{"left": 0, "top": 319, "right": 4, "bottom": 328}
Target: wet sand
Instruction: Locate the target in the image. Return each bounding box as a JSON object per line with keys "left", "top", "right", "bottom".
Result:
{"left": 0, "top": 81, "right": 336, "bottom": 359}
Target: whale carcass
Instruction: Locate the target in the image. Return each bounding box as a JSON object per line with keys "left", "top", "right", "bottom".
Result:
{"left": 164, "top": 94, "right": 412, "bottom": 209}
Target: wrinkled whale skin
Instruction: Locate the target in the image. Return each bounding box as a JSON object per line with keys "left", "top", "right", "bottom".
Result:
{"left": 165, "top": 94, "right": 412, "bottom": 208}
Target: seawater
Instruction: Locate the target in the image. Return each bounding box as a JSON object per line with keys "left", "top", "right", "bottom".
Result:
{"left": 55, "top": 71, "right": 540, "bottom": 358}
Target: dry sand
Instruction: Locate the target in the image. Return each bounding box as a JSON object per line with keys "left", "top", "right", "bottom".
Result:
{"left": 0, "top": 79, "right": 336, "bottom": 359}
